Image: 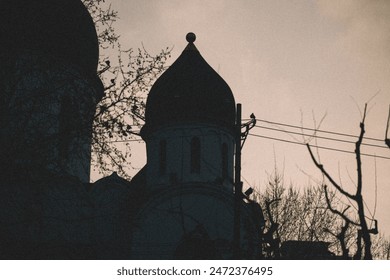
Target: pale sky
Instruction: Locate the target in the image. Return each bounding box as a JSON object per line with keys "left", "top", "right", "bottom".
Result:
{"left": 97, "top": 0, "right": 390, "bottom": 235}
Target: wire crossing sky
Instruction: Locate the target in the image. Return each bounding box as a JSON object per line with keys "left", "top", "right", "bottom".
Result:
{"left": 108, "top": 118, "right": 390, "bottom": 159}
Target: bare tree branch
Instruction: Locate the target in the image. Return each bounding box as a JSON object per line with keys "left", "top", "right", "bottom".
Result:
{"left": 306, "top": 103, "right": 375, "bottom": 259}
{"left": 323, "top": 185, "right": 359, "bottom": 227}
{"left": 385, "top": 104, "right": 390, "bottom": 148}
{"left": 355, "top": 104, "right": 367, "bottom": 196}
{"left": 306, "top": 144, "right": 355, "bottom": 200}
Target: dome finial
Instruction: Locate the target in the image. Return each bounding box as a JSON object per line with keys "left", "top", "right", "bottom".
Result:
{"left": 186, "top": 32, "right": 196, "bottom": 43}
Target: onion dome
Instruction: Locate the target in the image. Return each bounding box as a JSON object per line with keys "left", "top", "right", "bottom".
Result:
{"left": 0, "top": 0, "right": 99, "bottom": 74}
{"left": 142, "top": 33, "right": 236, "bottom": 137}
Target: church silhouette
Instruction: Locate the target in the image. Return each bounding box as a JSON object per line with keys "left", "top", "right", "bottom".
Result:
{"left": 0, "top": 0, "right": 336, "bottom": 260}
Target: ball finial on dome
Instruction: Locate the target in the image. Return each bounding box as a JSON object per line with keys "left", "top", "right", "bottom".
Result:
{"left": 186, "top": 32, "right": 196, "bottom": 43}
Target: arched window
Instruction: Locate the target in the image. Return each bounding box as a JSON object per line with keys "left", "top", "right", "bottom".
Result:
{"left": 190, "top": 137, "right": 201, "bottom": 174}
{"left": 159, "top": 140, "right": 167, "bottom": 175}
{"left": 221, "top": 143, "right": 228, "bottom": 179}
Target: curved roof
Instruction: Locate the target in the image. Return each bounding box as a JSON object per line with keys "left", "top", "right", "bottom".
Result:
{"left": 0, "top": 0, "right": 99, "bottom": 74}
{"left": 142, "top": 33, "right": 236, "bottom": 136}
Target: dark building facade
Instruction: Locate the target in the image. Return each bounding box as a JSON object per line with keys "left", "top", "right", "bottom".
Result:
{"left": 0, "top": 0, "right": 127, "bottom": 259}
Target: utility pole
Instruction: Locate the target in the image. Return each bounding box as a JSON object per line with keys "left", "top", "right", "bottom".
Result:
{"left": 233, "top": 103, "right": 243, "bottom": 259}
{"left": 232, "top": 104, "right": 256, "bottom": 259}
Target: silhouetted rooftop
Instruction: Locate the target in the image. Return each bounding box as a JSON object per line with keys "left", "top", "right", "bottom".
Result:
{"left": 0, "top": 0, "right": 99, "bottom": 73}
{"left": 142, "top": 33, "right": 236, "bottom": 136}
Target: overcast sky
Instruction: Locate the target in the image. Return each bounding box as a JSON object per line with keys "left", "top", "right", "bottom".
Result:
{"left": 95, "top": 0, "right": 390, "bottom": 235}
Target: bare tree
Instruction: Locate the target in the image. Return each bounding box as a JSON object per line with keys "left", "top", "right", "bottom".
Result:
{"left": 261, "top": 197, "right": 281, "bottom": 258}
{"left": 371, "top": 234, "right": 390, "bottom": 260}
{"left": 307, "top": 104, "right": 377, "bottom": 259}
{"left": 322, "top": 185, "right": 358, "bottom": 259}
{"left": 256, "top": 167, "right": 344, "bottom": 257}
{"left": 81, "top": 0, "right": 171, "bottom": 179}
{"left": 254, "top": 164, "right": 390, "bottom": 259}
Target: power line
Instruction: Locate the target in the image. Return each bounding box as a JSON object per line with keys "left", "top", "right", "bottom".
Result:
{"left": 105, "top": 119, "right": 389, "bottom": 159}
{"left": 254, "top": 125, "right": 388, "bottom": 149}
{"left": 242, "top": 118, "right": 385, "bottom": 143}
{"left": 249, "top": 133, "right": 390, "bottom": 160}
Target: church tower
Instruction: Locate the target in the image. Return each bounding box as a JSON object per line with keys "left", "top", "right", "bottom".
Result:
{"left": 132, "top": 36, "right": 263, "bottom": 259}
{"left": 141, "top": 33, "right": 236, "bottom": 192}
{"left": 0, "top": 0, "right": 103, "bottom": 183}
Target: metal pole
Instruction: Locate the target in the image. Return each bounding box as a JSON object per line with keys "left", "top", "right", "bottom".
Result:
{"left": 233, "top": 103, "right": 242, "bottom": 259}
